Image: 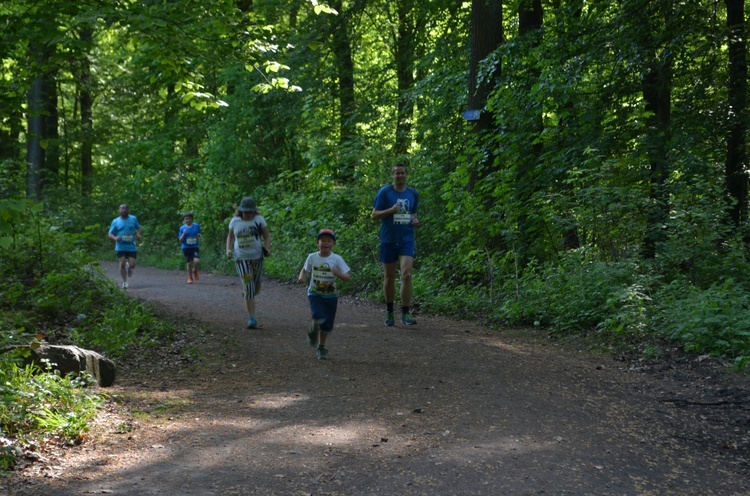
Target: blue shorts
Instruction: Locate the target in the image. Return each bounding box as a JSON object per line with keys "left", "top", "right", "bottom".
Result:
{"left": 308, "top": 294, "right": 338, "bottom": 333}
{"left": 116, "top": 251, "right": 137, "bottom": 259}
{"left": 182, "top": 247, "right": 200, "bottom": 262}
{"left": 379, "top": 241, "right": 415, "bottom": 264}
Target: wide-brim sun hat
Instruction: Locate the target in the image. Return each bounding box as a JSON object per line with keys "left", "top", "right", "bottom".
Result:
{"left": 237, "top": 197, "right": 258, "bottom": 212}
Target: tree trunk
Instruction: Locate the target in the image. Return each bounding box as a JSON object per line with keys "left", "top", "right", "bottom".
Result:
{"left": 330, "top": 0, "right": 357, "bottom": 182}
{"left": 26, "top": 75, "right": 45, "bottom": 200}
{"left": 725, "top": 0, "right": 748, "bottom": 229}
{"left": 467, "top": 0, "right": 503, "bottom": 133}
{"left": 467, "top": 0, "right": 503, "bottom": 193}
{"left": 514, "top": 0, "right": 543, "bottom": 265}
{"left": 640, "top": 3, "right": 673, "bottom": 259}
{"left": 79, "top": 26, "right": 95, "bottom": 197}
{"left": 393, "top": 0, "right": 417, "bottom": 158}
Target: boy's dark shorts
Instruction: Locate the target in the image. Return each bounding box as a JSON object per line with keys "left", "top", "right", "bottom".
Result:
{"left": 308, "top": 294, "right": 338, "bottom": 333}
{"left": 116, "top": 251, "right": 137, "bottom": 259}
{"left": 182, "top": 247, "right": 200, "bottom": 262}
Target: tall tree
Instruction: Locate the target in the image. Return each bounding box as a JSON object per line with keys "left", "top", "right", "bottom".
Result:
{"left": 329, "top": 0, "right": 358, "bottom": 181}
{"left": 514, "top": 0, "right": 543, "bottom": 264}
{"left": 26, "top": 40, "right": 56, "bottom": 200}
{"left": 639, "top": 0, "right": 673, "bottom": 259}
{"left": 392, "top": 0, "right": 420, "bottom": 157}
{"left": 76, "top": 24, "right": 95, "bottom": 197}
{"left": 467, "top": 0, "right": 503, "bottom": 139}
{"left": 724, "top": 0, "right": 748, "bottom": 229}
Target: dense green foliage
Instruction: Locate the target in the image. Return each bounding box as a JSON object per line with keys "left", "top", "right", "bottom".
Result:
{"left": 1, "top": 0, "right": 749, "bottom": 371}
{"left": 0, "top": 199, "right": 176, "bottom": 470}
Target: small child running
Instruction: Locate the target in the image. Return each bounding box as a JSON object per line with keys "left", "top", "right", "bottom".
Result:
{"left": 296, "top": 229, "right": 351, "bottom": 360}
{"left": 178, "top": 212, "right": 202, "bottom": 284}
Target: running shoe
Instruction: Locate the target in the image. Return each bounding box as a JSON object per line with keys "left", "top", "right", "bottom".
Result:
{"left": 401, "top": 313, "right": 417, "bottom": 325}
{"left": 247, "top": 317, "right": 257, "bottom": 329}
{"left": 193, "top": 268, "right": 199, "bottom": 281}
{"left": 126, "top": 262, "right": 133, "bottom": 278}
{"left": 122, "top": 281, "right": 128, "bottom": 290}
{"left": 188, "top": 278, "right": 194, "bottom": 284}
{"left": 385, "top": 311, "right": 395, "bottom": 327}
{"left": 316, "top": 346, "right": 328, "bottom": 360}
{"left": 308, "top": 324, "right": 318, "bottom": 347}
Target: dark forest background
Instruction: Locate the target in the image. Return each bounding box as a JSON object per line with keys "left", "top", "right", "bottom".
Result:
{"left": 2, "top": 0, "right": 750, "bottom": 368}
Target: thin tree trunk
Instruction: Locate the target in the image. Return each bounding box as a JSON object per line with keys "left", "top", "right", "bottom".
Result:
{"left": 514, "top": 0, "right": 543, "bottom": 265}
{"left": 330, "top": 0, "right": 356, "bottom": 182}
{"left": 725, "top": 0, "right": 748, "bottom": 229}
{"left": 79, "top": 26, "right": 95, "bottom": 197}
{"left": 393, "top": 0, "right": 416, "bottom": 158}
{"left": 26, "top": 73, "right": 45, "bottom": 200}
{"left": 640, "top": 3, "right": 672, "bottom": 259}
{"left": 467, "top": 0, "right": 503, "bottom": 192}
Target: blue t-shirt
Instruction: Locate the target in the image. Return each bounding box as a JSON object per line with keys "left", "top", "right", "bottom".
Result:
{"left": 372, "top": 185, "right": 419, "bottom": 243}
{"left": 109, "top": 215, "right": 141, "bottom": 252}
{"left": 179, "top": 223, "right": 201, "bottom": 249}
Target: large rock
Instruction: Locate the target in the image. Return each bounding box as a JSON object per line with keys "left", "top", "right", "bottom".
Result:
{"left": 8, "top": 345, "right": 116, "bottom": 387}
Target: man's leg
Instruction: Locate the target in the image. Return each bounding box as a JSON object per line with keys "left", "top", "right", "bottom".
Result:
{"left": 399, "top": 256, "right": 414, "bottom": 308}
{"left": 127, "top": 255, "right": 137, "bottom": 279}
{"left": 383, "top": 261, "right": 397, "bottom": 326}
{"left": 399, "top": 256, "right": 417, "bottom": 325}
{"left": 383, "top": 261, "right": 398, "bottom": 303}
{"left": 118, "top": 256, "right": 127, "bottom": 282}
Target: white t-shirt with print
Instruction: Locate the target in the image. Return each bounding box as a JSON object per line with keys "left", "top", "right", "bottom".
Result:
{"left": 303, "top": 252, "right": 350, "bottom": 297}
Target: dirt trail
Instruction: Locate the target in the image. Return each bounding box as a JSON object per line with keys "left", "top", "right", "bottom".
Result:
{"left": 3, "top": 261, "right": 750, "bottom": 495}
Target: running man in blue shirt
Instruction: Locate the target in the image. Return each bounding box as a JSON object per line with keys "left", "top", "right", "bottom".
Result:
{"left": 371, "top": 163, "right": 420, "bottom": 326}
{"left": 178, "top": 212, "right": 202, "bottom": 284}
{"left": 108, "top": 204, "right": 142, "bottom": 289}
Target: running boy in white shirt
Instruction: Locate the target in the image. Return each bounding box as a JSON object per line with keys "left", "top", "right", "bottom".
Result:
{"left": 297, "top": 229, "right": 351, "bottom": 360}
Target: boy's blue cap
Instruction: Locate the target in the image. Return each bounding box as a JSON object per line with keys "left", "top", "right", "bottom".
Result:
{"left": 317, "top": 229, "right": 336, "bottom": 241}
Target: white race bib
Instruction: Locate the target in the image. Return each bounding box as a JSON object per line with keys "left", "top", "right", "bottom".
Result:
{"left": 237, "top": 234, "right": 254, "bottom": 249}
{"left": 393, "top": 213, "right": 411, "bottom": 225}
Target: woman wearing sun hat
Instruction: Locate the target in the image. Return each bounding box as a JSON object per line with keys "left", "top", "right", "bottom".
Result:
{"left": 226, "top": 197, "right": 271, "bottom": 329}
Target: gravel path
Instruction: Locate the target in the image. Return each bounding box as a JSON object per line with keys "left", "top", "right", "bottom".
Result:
{"left": 3, "top": 261, "right": 749, "bottom": 495}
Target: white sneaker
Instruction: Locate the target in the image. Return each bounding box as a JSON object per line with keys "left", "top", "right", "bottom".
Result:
{"left": 122, "top": 281, "right": 128, "bottom": 289}
{"left": 126, "top": 262, "right": 133, "bottom": 277}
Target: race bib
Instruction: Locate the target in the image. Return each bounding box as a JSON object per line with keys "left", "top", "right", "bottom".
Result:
{"left": 186, "top": 236, "right": 198, "bottom": 245}
{"left": 237, "top": 234, "right": 254, "bottom": 249}
{"left": 393, "top": 213, "right": 411, "bottom": 225}
{"left": 121, "top": 234, "right": 134, "bottom": 242}
{"left": 312, "top": 268, "right": 335, "bottom": 290}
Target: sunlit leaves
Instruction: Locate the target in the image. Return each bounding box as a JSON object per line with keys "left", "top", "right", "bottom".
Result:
{"left": 246, "top": 62, "right": 302, "bottom": 93}
{"left": 309, "top": 0, "right": 338, "bottom": 15}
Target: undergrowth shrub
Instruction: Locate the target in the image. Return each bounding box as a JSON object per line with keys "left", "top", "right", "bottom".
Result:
{"left": 0, "top": 199, "right": 179, "bottom": 470}
{"left": 659, "top": 278, "right": 750, "bottom": 368}
{"left": 0, "top": 357, "right": 103, "bottom": 472}
{"left": 499, "top": 253, "right": 639, "bottom": 334}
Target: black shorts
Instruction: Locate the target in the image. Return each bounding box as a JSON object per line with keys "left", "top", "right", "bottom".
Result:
{"left": 116, "top": 251, "right": 137, "bottom": 259}
{"left": 182, "top": 247, "right": 200, "bottom": 262}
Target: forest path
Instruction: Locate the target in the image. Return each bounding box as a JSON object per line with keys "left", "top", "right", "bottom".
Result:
{"left": 4, "top": 261, "right": 749, "bottom": 495}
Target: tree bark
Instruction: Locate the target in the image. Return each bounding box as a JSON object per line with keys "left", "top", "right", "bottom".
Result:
{"left": 330, "top": 0, "right": 357, "bottom": 182}
{"left": 725, "top": 0, "right": 748, "bottom": 229}
{"left": 393, "top": 0, "right": 417, "bottom": 158}
{"left": 26, "top": 73, "right": 45, "bottom": 200}
{"left": 514, "top": 0, "right": 543, "bottom": 265}
{"left": 640, "top": 2, "right": 672, "bottom": 259}
{"left": 78, "top": 26, "right": 95, "bottom": 197}
{"left": 467, "top": 0, "right": 503, "bottom": 131}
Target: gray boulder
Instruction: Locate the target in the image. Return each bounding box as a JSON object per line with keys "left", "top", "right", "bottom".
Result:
{"left": 7, "top": 344, "right": 116, "bottom": 387}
